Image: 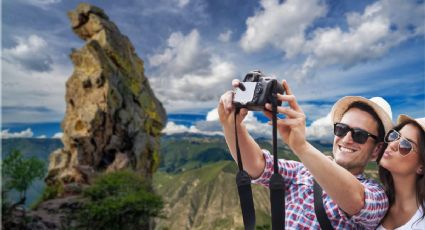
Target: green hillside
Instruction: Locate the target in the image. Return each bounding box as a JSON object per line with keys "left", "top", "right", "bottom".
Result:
{"left": 154, "top": 161, "right": 272, "bottom": 230}
{"left": 159, "top": 134, "right": 304, "bottom": 173}
{"left": 1, "top": 138, "right": 62, "bottom": 160}
{"left": 2, "top": 135, "right": 378, "bottom": 229}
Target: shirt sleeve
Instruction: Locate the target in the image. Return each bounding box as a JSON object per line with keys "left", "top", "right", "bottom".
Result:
{"left": 251, "top": 149, "right": 303, "bottom": 187}
{"left": 337, "top": 180, "right": 389, "bottom": 229}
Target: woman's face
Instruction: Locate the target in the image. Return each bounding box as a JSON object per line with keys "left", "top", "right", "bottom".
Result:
{"left": 380, "top": 123, "right": 423, "bottom": 176}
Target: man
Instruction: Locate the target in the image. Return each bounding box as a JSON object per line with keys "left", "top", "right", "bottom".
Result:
{"left": 218, "top": 79, "right": 392, "bottom": 229}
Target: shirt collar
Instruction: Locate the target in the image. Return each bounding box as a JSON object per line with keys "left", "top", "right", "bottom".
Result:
{"left": 355, "top": 173, "right": 367, "bottom": 180}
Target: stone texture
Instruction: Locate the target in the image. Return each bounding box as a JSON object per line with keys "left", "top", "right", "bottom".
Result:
{"left": 26, "top": 196, "right": 85, "bottom": 229}
{"left": 45, "top": 3, "right": 166, "bottom": 188}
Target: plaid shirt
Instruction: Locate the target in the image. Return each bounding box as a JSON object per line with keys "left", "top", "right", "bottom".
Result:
{"left": 252, "top": 150, "right": 388, "bottom": 229}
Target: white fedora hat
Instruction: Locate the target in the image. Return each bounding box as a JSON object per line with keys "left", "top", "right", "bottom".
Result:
{"left": 331, "top": 96, "right": 393, "bottom": 134}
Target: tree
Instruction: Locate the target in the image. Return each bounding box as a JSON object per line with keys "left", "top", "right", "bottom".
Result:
{"left": 2, "top": 149, "right": 46, "bottom": 205}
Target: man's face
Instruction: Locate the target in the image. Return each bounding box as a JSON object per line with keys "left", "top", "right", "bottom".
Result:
{"left": 333, "top": 107, "right": 379, "bottom": 175}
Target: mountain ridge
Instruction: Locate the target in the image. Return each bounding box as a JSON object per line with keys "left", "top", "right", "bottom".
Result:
{"left": 3, "top": 135, "right": 378, "bottom": 230}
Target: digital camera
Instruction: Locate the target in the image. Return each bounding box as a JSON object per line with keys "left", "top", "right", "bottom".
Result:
{"left": 233, "top": 70, "right": 285, "bottom": 111}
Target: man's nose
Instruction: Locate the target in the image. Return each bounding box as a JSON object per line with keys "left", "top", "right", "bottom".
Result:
{"left": 342, "top": 130, "right": 355, "bottom": 144}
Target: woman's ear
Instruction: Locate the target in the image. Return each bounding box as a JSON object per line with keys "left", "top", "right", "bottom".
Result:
{"left": 417, "top": 165, "right": 424, "bottom": 175}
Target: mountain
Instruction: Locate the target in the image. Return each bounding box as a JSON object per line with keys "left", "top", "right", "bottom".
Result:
{"left": 3, "top": 135, "right": 380, "bottom": 229}
{"left": 154, "top": 161, "right": 272, "bottom": 230}
{"left": 159, "top": 133, "right": 304, "bottom": 173}
{"left": 1, "top": 138, "right": 62, "bottom": 160}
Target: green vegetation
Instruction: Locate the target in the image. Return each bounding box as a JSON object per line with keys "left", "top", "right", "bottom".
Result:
{"left": 2, "top": 149, "right": 46, "bottom": 228}
{"left": 77, "top": 170, "right": 163, "bottom": 230}
{"left": 153, "top": 161, "right": 273, "bottom": 229}
{"left": 158, "top": 134, "right": 305, "bottom": 174}
{"left": 4, "top": 135, "right": 365, "bottom": 229}
{"left": 1, "top": 138, "right": 61, "bottom": 208}
{"left": 1, "top": 138, "right": 62, "bottom": 159}
{"left": 159, "top": 135, "right": 232, "bottom": 173}
{"left": 2, "top": 149, "right": 46, "bottom": 204}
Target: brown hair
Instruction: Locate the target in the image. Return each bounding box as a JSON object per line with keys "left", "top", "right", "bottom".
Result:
{"left": 378, "top": 121, "right": 425, "bottom": 222}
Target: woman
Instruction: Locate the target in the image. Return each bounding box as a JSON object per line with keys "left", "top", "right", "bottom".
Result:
{"left": 377, "top": 115, "right": 425, "bottom": 229}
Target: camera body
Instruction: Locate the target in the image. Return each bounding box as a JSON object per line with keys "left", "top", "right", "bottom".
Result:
{"left": 233, "top": 70, "right": 285, "bottom": 111}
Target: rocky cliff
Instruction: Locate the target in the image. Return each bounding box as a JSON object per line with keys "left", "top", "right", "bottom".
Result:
{"left": 45, "top": 3, "right": 166, "bottom": 188}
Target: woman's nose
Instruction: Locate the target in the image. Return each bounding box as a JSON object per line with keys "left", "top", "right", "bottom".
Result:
{"left": 389, "top": 139, "right": 399, "bottom": 151}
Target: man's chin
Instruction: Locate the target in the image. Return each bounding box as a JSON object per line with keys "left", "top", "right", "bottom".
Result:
{"left": 334, "top": 158, "right": 351, "bottom": 169}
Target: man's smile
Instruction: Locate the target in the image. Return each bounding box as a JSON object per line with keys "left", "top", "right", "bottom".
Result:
{"left": 338, "top": 145, "right": 357, "bottom": 153}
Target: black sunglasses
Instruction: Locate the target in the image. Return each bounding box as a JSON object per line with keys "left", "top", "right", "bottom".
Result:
{"left": 334, "top": 122, "right": 378, "bottom": 144}
{"left": 384, "top": 129, "right": 416, "bottom": 156}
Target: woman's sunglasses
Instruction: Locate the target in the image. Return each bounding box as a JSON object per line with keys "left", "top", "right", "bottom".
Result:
{"left": 334, "top": 122, "right": 378, "bottom": 144}
{"left": 384, "top": 129, "right": 417, "bottom": 156}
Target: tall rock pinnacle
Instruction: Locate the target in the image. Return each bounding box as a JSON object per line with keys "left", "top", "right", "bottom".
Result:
{"left": 45, "top": 3, "right": 167, "bottom": 187}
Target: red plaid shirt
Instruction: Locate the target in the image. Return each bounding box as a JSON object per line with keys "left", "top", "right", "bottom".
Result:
{"left": 252, "top": 150, "right": 388, "bottom": 229}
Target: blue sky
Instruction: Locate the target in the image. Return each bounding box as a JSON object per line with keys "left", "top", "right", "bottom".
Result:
{"left": 1, "top": 0, "right": 424, "bottom": 141}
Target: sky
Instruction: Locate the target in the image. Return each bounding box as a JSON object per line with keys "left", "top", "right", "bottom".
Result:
{"left": 1, "top": 0, "right": 424, "bottom": 142}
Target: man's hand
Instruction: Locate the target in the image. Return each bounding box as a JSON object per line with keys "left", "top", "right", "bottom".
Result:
{"left": 218, "top": 79, "right": 248, "bottom": 126}
{"left": 263, "top": 80, "right": 308, "bottom": 154}
{"left": 217, "top": 79, "right": 265, "bottom": 178}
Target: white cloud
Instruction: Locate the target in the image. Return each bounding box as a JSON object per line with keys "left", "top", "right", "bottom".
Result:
{"left": 16, "top": 0, "right": 61, "bottom": 9}
{"left": 162, "top": 121, "right": 223, "bottom": 136}
{"left": 299, "top": 0, "right": 425, "bottom": 80}
{"left": 1, "top": 128, "right": 34, "bottom": 139}
{"left": 306, "top": 113, "right": 333, "bottom": 143}
{"left": 2, "top": 56, "right": 71, "bottom": 123}
{"left": 163, "top": 108, "right": 274, "bottom": 138}
{"left": 52, "top": 132, "right": 63, "bottom": 138}
{"left": 37, "top": 135, "right": 47, "bottom": 139}
{"left": 3, "top": 35, "right": 54, "bottom": 72}
{"left": 240, "top": 0, "right": 326, "bottom": 57}
{"left": 206, "top": 108, "right": 219, "bottom": 121}
{"left": 242, "top": 111, "right": 273, "bottom": 138}
{"left": 176, "top": 0, "right": 190, "bottom": 8}
{"left": 148, "top": 29, "right": 236, "bottom": 112}
{"left": 296, "top": 2, "right": 394, "bottom": 80}
{"left": 218, "top": 30, "right": 232, "bottom": 42}
{"left": 240, "top": 0, "right": 424, "bottom": 81}
{"left": 162, "top": 122, "right": 191, "bottom": 135}
{"left": 162, "top": 107, "right": 333, "bottom": 140}
{"left": 148, "top": 30, "right": 209, "bottom": 75}
{"left": 161, "top": 109, "right": 221, "bottom": 136}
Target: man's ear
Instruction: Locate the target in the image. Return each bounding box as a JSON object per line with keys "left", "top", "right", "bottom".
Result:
{"left": 371, "top": 142, "right": 385, "bottom": 162}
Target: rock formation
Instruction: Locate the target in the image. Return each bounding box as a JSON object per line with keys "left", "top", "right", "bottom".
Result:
{"left": 45, "top": 3, "right": 166, "bottom": 188}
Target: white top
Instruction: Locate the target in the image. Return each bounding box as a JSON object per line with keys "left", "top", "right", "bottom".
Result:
{"left": 376, "top": 207, "right": 425, "bottom": 230}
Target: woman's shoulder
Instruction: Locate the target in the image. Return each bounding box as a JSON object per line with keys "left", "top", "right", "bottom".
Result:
{"left": 411, "top": 206, "right": 425, "bottom": 227}
{"left": 407, "top": 206, "right": 425, "bottom": 229}
{"left": 376, "top": 206, "right": 425, "bottom": 230}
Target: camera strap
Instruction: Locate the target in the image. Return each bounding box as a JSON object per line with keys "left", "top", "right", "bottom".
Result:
{"left": 314, "top": 180, "right": 334, "bottom": 230}
{"left": 233, "top": 89, "right": 285, "bottom": 230}
{"left": 234, "top": 108, "right": 256, "bottom": 230}
{"left": 269, "top": 93, "right": 285, "bottom": 230}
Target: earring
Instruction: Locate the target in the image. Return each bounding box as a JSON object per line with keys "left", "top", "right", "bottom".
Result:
{"left": 417, "top": 166, "right": 424, "bottom": 175}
